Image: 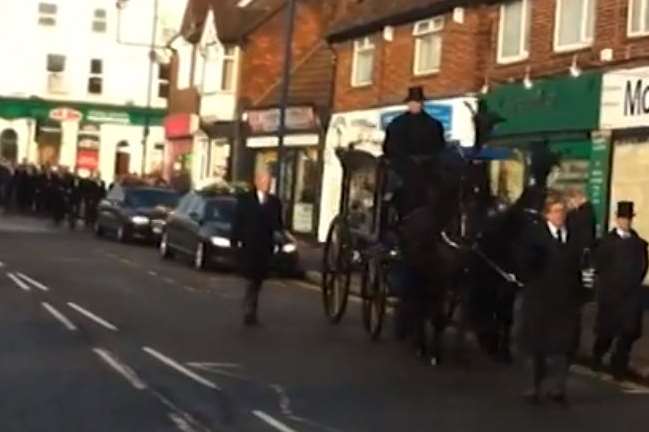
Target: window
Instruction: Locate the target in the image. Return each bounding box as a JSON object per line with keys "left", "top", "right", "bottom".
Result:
{"left": 351, "top": 37, "right": 375, "bottom": 87}
{"left": 629, "top": 0, "right": 649, "bottom": 36}
{"left": 221, "top": 46, "right": 237, "bottom": 91}
{"left": 498, "top": 0, "right": 531, "bottom": 63}
{"left": 92, "top": 9, "right": 107, "bottom": 33}
{"left": 158, "top": 64, "right": 170, "bottom": 98}
{"left": 47, "top": 54, "right": 65, "bottom": 72}
{"left": 88, "top": 59, "right": 103, "bottom": 94}
{"left": 38, "top": 3, "right": 57, "bottom": 26}
{"left": 554, "top": 0, "right": 596, "bottom": 51}
{"left": 413, "top": 17, "right": 444, "bottom": 75}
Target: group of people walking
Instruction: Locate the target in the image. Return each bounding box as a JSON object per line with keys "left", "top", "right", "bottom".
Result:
{"left": 0, "top": 160, "right": 106, "bottom": 227}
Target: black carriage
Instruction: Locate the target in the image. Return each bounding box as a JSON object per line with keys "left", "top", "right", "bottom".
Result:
{"left": 321, "top": 147, "right": 399, "bottom": 339}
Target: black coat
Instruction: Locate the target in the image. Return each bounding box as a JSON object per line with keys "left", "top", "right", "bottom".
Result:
{"left": 231, "top": 190, "right": 283, "bottom": 281}
{"left": 567, "top": 202, "right": 597, "bottom": 253}
{"left": 594, "top": 230, "right": 648, "bottom": 340}
{"left": 516, "top": 222, "right": 583, "bottom": 355}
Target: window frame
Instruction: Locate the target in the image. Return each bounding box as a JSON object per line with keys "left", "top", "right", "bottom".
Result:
{"left": 351, "top": 36, "right": 375, "bottom": 88}
{"left": 553, "top": 0, "right": 597, "bottom": 53}
{"left": 220, "top": 46, "right": 237, "bottom": 92}
{"left": 87, "top": 59, "right": 103, "bottom": 95}
{"left": 628, "top": 0, "right": 649, "bottom": 37}
{"left": 497, "top": 0, "right": 531, "bottom": 64}
{"left": 38, "top": 2, "right": 57, "bottom": 27}
{"left": 47, "top": 54, "right": 66, "bottom": 73}
{"left": 158, "top": 64, "right": 170, "bottom": 99}
{"left": 92, "top": 8, "right": 108, "bottom": 33}
{"left": 412, "top": 17, "right": 445, "bottom": 76}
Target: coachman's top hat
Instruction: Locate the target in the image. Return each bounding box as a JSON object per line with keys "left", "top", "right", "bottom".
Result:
{"left": 405, "top": 86, "right": 426, "bottom": 102}
{"left": 616, "top": 201, "right": 635, "bottom": 218}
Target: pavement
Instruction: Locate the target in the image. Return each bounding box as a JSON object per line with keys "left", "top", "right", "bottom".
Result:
{"left": 1, "top": 217, "right": 649, "bottom": 432}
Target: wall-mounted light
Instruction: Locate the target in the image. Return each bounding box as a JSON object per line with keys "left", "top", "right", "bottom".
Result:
{"left": 523, "top": 66, "right": 533, "bottom": 89}
{"left": 569, "top": 55, "right": 581, "bottom": 78}
{"left": 383, "top": 26, "right": 394, "bottom": 42}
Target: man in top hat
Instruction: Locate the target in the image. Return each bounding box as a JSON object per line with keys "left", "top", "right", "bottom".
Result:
{"left": 383, "top": 86, "right": 446, "bottom": 216}
{"left": 592, "top": 201, "right": 648, "bottom": 380}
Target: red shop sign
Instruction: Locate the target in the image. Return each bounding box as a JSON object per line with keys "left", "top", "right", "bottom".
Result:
{"left": 76, "top": 149, "right": 99, "bottom": 171}
{"left": 164, "top": 114, "right": 199, "bottom": 139}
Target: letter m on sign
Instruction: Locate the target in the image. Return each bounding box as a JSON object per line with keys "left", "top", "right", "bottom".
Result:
{"left": 625, "top": 79, "right": 643, "bottom": 116}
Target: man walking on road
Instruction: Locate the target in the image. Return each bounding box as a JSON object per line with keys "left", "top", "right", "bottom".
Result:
{"left": 232, "top": 169, "right": 283, "bottom": 326}
{"left": 517, "top": 190, "right": 582, "bottom": 405}
{"left": 592, "top": 201, "right": 648, "bottom": 380}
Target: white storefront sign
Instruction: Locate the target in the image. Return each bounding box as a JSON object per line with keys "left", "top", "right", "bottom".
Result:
{"left": 316, "top": 96, "right": 477, "bottom": 241}
{"left": 601, "top": 67, "right": 649, "bottom": 129}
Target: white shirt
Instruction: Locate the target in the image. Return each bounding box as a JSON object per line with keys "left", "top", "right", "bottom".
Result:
{"left": 257, "top": 190, "right": 266, "bottom": 204}
{"left": 616, "top": 227, "right": 631, "bottom": 239}
{"left": 547, "top": 221, "right": 567, "bottom": 244}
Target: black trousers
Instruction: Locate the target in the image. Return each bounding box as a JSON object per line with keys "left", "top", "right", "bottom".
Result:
{"left": 244, "top": 278, "right": 263, "bottom": 317}
{"left": 593, "top": 334, "right": 635, "bottom": 373}
{"left": 532, "top": 354, "right": 569, "bottom": 394}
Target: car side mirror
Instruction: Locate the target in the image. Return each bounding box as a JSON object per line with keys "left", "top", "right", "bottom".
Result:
{"left": 189, "top": 212, "right": 202, "bottom": 224}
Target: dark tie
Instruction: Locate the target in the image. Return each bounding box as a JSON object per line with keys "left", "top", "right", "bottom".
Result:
{"left": 555, "top": 231, "right": 563, "bottom": 245}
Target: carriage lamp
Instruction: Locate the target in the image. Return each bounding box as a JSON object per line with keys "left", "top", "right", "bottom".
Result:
{"left": 211, "top": 236, "right": 231, "bottom": 248}
{"left": 282, "top": 243, "right": 297, "bottom": 254}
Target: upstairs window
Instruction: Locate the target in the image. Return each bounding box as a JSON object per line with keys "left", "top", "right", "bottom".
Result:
{"left": 498, "top": 0, "right": 531, "bottom": 63}
{"left": 351, "top": 37, "right": 375, "bottom": 87}
{"left": 88, "top": 59, "right": 103, "bottom": 94}
{"left": 158, "top": 64, "right": 170, "bottom": 98}
{"left": 38, "top": 3, "right": 57, "bottom": 26}
{"left": 221, "top": 46, "right": 237, "bottom": 92}
{"left": 554, "top": 0, "right": 596, "bottom": 52}
{"left": 629, "top": 0, "right": 649, "bottom": 36}
{"left": 92, "top": 9, "right": 107, "bottom": 33}
{"left": 47, "top": 54, "right": 66, "bottom": 73}
{"left": 413, "top": 17, "right": 444, "bottom": 75}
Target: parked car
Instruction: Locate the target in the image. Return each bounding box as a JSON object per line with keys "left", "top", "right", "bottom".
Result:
{"left": 95, "top": 185, "right": 180, "bottom": 243}
{"left": 160, "top": 190, "right": 300, "bottom": 275}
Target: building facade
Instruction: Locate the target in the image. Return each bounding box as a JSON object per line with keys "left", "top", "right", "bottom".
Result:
{"left": 0, "top": 0, "right": 177, "bottom": 184}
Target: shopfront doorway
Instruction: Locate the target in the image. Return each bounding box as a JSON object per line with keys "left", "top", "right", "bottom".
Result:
{"left": 37, "top": 124, "right": 61, "bottom": 167}
{"left": 0, "top": 129, "right": 18, "bottom": 163}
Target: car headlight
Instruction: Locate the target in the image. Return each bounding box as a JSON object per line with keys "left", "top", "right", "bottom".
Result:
{"left": 282, "top": 243, "right": 297, "bottom": 254}
{"left": 211, "top": 236, "right": 231, "bottom": 248}
{"left": 131, "top": 215, "right": 150, "bottom": 225}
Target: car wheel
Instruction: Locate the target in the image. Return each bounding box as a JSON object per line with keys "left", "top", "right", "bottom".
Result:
{"left": 160, "top": 233, "right": 174, "bottom": 259}
{"left": 116, "top": 225, "right": 130, "bottom": 243}
{"left": 194, "top": 242, "right": 208, "bottom": 271}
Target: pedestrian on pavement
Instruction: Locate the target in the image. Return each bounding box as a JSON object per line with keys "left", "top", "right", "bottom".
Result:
{"left": 592, "top": 201, "right": 648, "bottom": 380}
{"left": 517, "top": 190, "right": 582, "bottom": 405}
{"left": 231, "top": 168, "right": 284, "bottom": 326}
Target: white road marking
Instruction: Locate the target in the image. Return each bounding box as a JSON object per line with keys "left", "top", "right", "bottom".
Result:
{"left": 17, "top": 273, "right": 50, "bottom": 292}
{"left": 142, "top": 347, "right": 221, "bottom": 390}
{"left": 0, "top": 261, "right": 5, "bottom": 268}
{"left": 67, "top": 302, "right": 119, "bottom": 332}
{"left": 186, "top": 362, "right": 242, "bottom": 369}
{"left": 148, "top": 270, "right": 158, "bottom": 277}
{"left": 163, "top": 277, "right": 176, "bottom": 284}
{"left": 7, "top": 273, "right": 31, "bottom": 292}
{"left": 42, "top": 302, "right": 77, "bottom": 331}
{"left": 168, "top": 413, "right": 199, "bottom": 432}
{"left": 183, "top": 286, "right": 197, "bottom": 293}
{"left": 93, "top": 348, "right": 147, "bottom": 390}
{"left": 252, "top": 411, "right": 298, "bottom": 432}
{"left": 572, "top": 364, "right": 649, "bottom": 394}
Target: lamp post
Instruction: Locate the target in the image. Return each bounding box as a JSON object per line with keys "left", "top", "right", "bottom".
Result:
{"left": 115, "top": 0, "right": 160, "bottom": 177}
{"left": 275, "top": 0, "right": 297, "bottom": 199}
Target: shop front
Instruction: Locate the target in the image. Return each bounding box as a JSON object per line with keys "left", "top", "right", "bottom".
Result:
{"left": 601, "top": 67, "right": 649, "bottom": 268}
{"left": 0, "top": 97, "right": 165, "bottom": 184}
{"left": 244, "top": 106, "right": 323, "bottom": 236}
{"left": 484, "top": 72, "right": 609, "bottom": 235}
{"left": 317, "top": 96, "right": 477, "bottom": 242}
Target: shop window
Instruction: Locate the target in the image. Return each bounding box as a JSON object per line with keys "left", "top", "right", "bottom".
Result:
{"left": 413, "top": 17, "right": 444, "bottom": 76}
{"left": 158, "top": 64, "right": 170, "bottom": 98}
{"left": 554, "top": 0, "right": 596, "bottom": 52}
{"left": 88, "top": 59, "right": 103, "bottom": 94}
{"left": 38, "top": 3, "right": 57, "bottom": 26}
{"left": 629, "top": 0, "right": 649, "bottom": 36}
{"left": 498, "top": 0, "right": 531, "bottom": 63}
{"left": 351, "top": 37, "right": 375, "bottom": 87}
{"left": 221, "top": 46, "right": 237, "bottom": 92}
{"left": 92, "top": 9, "right": 107, "bottom": 33}
{"left": 0, "top": 129, "right": 18, "bottom": 163}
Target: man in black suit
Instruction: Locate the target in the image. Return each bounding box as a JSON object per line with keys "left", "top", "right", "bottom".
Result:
{"left": 232, "top": 169, "right": 283, "bottom": 326}
{"left": 592, "top": 201, "right": 648, "bottom": 380}
{"left": 517, "top": 190, "right": 582, "bottom": 405}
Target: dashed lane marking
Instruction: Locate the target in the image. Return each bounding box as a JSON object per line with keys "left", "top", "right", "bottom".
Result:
{"left": 571, "top": 364, "right": 649, "bottom": 394}
{"left": 93, "top": 348, "right": 147, "bottom": 390}
{"left": 17, "top": 273, "right": 50, "bottom": 292}
{"left": 148, "top": 270, "right": 159, "bottom": 277}
{"left": 163, "top": 277, "right": 176, "bottom": 285}
{"left": 0, "top": 261, "right": 5, "bottom": 268}
{"left": 67, "top": 302, "right": 119, "bottom": 332}
{"left": 252, "top": 411, "right": 299, "bottom": 432}
{"left": 142, "top": 347, "right": 221, "bottom": 391}
{"left": 42, "top": 302, "right": 77, "bottom": 331}
{"left": 7, "top": 272, "right": 31, "bottom": 292}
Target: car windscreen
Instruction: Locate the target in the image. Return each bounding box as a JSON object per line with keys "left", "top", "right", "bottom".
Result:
{"left": 204, "top": 199, "right": 236, "bottom": 223}
{"left": 126, "top": 190, "right": 180, "bottom": 209}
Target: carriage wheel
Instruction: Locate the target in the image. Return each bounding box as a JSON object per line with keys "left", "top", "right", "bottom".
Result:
{"left": 321, "top": 216, "right": 352, "bottom": 324}
{"left": 362, "top": 259, "right": 387, "bottom": 340}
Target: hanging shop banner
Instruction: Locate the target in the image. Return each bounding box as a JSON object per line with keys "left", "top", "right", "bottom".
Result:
{"left": 49, "top": 107, "right": 83, "bottom": 122}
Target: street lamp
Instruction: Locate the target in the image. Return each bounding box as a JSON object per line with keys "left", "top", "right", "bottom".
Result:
{"left": 115, "top": 0, "right": 160, "bottom": 177}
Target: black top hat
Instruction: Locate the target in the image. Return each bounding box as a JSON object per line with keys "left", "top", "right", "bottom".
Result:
{"left": 616, "top": 201, "right": 635, "bottom": 218}
{"left": 405, "top": 86, "right": 426, "bottom": 102}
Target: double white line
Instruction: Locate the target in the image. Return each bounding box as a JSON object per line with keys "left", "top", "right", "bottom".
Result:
{"left": 6, "top": 272, "right": 50, "bottom": 292}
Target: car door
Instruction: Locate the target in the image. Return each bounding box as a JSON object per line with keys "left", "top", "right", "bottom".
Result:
{"left": 99, "top": 185, "right": 124, "bottom": 232}
{"left": 166, "top": 193, "right": 192, "bottom": 252}
{"left": 178, "top": 195, "right": 203, "bottom": 253}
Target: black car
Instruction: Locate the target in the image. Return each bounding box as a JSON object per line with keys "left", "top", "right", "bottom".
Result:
{"left": 160, "top": 191, "right": 300, "bottom": 274}
{"left": 95, "top": 185, "right": 180, "bottom": 242}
